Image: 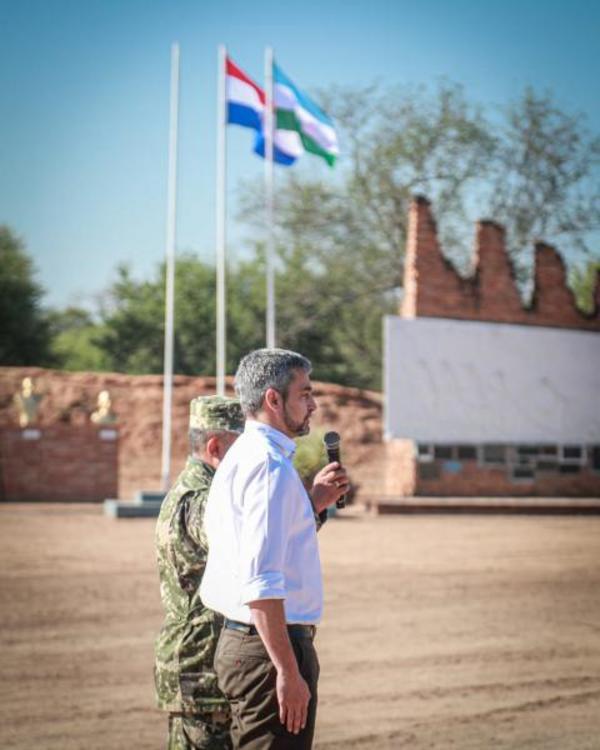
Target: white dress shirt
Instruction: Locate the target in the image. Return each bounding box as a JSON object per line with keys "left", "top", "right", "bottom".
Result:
{"left": 200, "top": 419, "right": 323, "bottom": 625}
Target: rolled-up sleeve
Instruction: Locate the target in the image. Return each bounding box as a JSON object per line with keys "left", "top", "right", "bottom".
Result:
{"left": 239, "top": 456, "right": 290, "bottom": 604}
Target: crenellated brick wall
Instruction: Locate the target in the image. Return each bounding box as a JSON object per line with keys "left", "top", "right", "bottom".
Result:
{"left": 388, "top": 198, "right": 600, "bottom": 498}
{"left": 401, "top": 196, "right": 600, "bottom": 330}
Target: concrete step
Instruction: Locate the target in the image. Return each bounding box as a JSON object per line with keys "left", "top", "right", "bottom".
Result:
{"left": 133, "top": 490, "right": 166, "bottom": 503}
{"left": 103, "top": 498, "right": 163, "bottom": 518}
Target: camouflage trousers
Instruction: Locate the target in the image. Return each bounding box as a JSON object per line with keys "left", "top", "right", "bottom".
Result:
{"left": 167, "top": 708, "right": 232, "bottom": 750}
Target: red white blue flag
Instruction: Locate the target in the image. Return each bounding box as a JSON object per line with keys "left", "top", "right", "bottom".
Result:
{"left": 226, "top": 57, "right": 301, "bottom": 166}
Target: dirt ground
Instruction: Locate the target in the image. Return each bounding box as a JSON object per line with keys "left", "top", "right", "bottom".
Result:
{"left": 1, "top": 504, "right": 599, "bottom": 750}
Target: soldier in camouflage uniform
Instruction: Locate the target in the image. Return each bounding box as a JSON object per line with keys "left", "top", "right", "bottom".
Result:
{"left": 155, "top": 395, "right": 245, "bottom": 750}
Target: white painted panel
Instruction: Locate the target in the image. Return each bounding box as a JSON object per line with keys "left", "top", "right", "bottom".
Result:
{"left": 384, "top": 316, "right": 600, "bottom": 443}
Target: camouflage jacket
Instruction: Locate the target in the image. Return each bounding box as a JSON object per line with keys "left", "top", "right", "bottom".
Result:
{"left": 154, "top": 457, "right": 227, "bottom": 714}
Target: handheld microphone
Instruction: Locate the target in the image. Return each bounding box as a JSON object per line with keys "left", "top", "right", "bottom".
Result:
{"left": 323, "top": 431, "right": 346, "bottom": 509}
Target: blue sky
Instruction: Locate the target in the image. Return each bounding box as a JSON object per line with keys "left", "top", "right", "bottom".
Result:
{"left": 2, "top": 0, "right": 599, "bottom": 310}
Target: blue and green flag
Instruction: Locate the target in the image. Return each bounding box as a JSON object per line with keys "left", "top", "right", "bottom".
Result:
{"left": 255, "top": 62, "right": 339, "bottom": 167}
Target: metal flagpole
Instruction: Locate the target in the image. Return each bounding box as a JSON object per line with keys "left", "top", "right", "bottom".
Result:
{"left": 215, "top": 44, "right": 227, "bottom": 396}
{"left": 161, "top": 42, "right": 180, "bottom": 491}
{"left": 264, "top": 46, "right": 276, "bottom": 348}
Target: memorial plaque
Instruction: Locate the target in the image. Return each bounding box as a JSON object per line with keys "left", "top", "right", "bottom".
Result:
{"left": 21, "top": 429, "right": 41, "bottom": 440}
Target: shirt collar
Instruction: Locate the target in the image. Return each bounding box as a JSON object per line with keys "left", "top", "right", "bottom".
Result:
{"left": 244, "top": 419, "right": 296, "bottom": 459}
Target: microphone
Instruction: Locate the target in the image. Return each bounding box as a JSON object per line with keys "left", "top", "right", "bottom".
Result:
{"left": 323, "top": 431, "right": 346, "bottom": 509}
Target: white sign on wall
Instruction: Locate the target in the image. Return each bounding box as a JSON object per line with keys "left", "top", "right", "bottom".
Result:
{"left": 384, "top": 316, "right": 600, "bottom": 443}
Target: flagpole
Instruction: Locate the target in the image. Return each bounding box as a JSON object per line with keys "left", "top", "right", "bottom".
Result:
{"left": 161, "top": 42, "right": 180, "bottom": 491}
{"left": 264, "top": 46, "right": 276, "bottom": 349}
{"left": 216, "top": 44, "right": 227, "bottom": 396}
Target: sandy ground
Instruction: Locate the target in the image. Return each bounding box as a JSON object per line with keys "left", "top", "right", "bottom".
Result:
{"left": 1, "top": 504, "right": 599, "bottom": 750}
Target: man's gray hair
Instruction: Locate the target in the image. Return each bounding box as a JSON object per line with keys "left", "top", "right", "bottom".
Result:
{"left": 234, "top": 348, "right": 312, "bottom": 415}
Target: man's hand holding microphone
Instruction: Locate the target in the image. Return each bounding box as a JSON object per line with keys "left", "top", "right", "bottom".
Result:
{"left": 309, "top": 432, "right": 350, "bottom": 514}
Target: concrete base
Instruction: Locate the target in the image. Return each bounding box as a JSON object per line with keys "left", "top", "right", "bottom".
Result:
{"left": 133, "top": 490, "right": 166, "bottom": 503}
{"left": 104, "top": 490, "right": 165, "bottom": 519}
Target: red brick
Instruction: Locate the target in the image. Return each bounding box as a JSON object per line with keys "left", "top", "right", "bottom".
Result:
{"left": 0, "top": 426, "right": 118, "bottom": 502}
{"left": 402, "top": 197, "right": 600, "bottom": 330}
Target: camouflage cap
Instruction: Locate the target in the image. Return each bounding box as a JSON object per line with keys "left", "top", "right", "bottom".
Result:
{"left": 189, "top": 395, "right": 244, "bottom": 433}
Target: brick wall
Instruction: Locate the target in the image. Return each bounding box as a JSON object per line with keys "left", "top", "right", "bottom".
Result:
{"left": 412, "top": 466, "right": 600, "bottom": 497}
{"left": 0, "top": 425, "right": 118, "bottom": 502}
{"left": 389, "top": 198, "right": 600, "bottom": 497}
{"left": 401, "top": 197, "right": 600, "bottom": 330}
{"left": 385, "top": 439, "right": 417, "bottom": 496}
{"left": 0, "top": 368, "right": 383, "bottom": 501}
{"left": 385, "top": 440, "right": 600, "bottom": 497}
{"left": 411, "top": 461, "right": 600, "bottom": 498}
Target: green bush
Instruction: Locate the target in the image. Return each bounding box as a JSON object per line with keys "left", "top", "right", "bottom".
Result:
{"left": 293, "top": 430, "right": 327, "bottom": 488}
{"left": 293, "top": 430, "right": 356, "bottom": 506}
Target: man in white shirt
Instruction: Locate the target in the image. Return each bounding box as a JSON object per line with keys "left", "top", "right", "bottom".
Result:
{"left": 200, "top": 348, "right": 348, "bottom": 749}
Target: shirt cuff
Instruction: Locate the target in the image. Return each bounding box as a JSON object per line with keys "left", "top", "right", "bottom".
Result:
{"left": 241, "top": 572, "right": 286, "bottom": 604}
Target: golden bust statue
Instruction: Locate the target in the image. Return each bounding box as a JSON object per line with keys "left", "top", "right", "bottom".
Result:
{"left": 14, "top": 377, "right": 43, "bottom": 428}
{"left": 91, "top": 390, "right": 117, "bottom": 424}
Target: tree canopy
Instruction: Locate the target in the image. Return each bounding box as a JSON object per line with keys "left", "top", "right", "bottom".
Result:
{"left": 245, "top": 83, "right": 600, "bottom": 285}
{"left": 489, "top": 87, "right": 600, "bottom": 283}
{"left": 46, "top": 307, "right": 109, "bottom": 372}
{"left": 0, "top": 226, "right": 54, "bottom": 367}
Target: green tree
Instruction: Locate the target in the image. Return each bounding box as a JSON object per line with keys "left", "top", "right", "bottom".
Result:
{"left": 227, "top": 253, "right": 269, "bottom": 369}
{"left": 95, "top": 265, "right": 165, "bottom": 374}
{"left": 570, "top": 259, "right": 600, "bottom": 314}
{"left": 489, "top": 88, "right": 600, "bottom": 283}
{"left": 95, "top": 255, "right": 265, "bottom": 376}
{"left": 0, "top": 225, "right": 54, "bottom": 366}
{"left": 47, "top": 307, "right": 109, "bottom": 371}
{"left": 173, "top": 257, "right": 220, "bottom": 375}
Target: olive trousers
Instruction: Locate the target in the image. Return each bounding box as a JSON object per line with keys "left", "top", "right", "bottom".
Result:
{"left": 214, "top": 627, "right": 320, "bottom": 750}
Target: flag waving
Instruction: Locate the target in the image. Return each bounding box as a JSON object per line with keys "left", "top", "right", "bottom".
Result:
{"left": 271, "top": 63, "right": 339, "bottom": 167}
{"left": 219, "top": 50, "right": 339, "bottom": 356}
{"left": 225, "top": 56, "right": 301, "bottom": 166}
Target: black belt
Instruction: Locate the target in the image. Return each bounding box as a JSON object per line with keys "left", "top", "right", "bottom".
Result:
{"left": 224, "top": 618, "right": 316, "bottom": 639}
